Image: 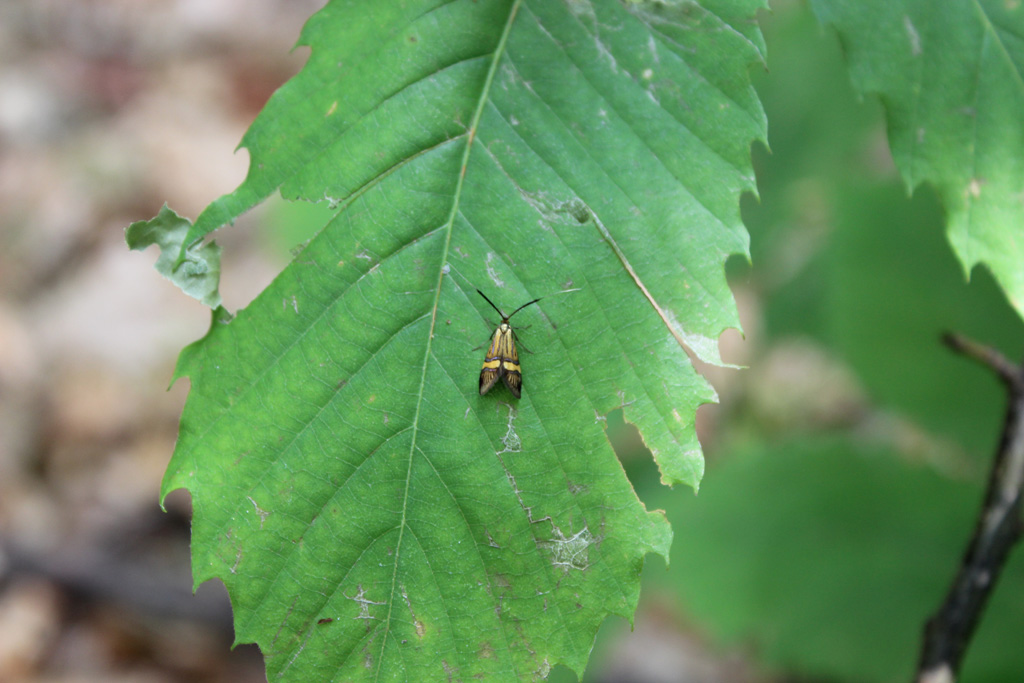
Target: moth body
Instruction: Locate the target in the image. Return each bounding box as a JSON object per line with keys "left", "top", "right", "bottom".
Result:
{"left": 476, "top": 290, "right": 539, "bottom": 399}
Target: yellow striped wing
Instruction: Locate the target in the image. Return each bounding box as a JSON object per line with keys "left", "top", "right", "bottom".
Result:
{"left": 479, "top": 323, "right": 522, "bottom": 398}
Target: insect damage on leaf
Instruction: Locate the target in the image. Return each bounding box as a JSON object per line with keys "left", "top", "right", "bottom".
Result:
{"left": 541, "top": 524, "right": 594, "bottom": 574}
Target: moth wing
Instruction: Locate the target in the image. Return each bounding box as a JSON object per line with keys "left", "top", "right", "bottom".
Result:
{"left": 500, "top": 366, "right": 521, "bottom": 398}
{"left": 479, "top": 329, "right": 504, "bottom": 395}
{"left": 499, "top": 329, "right": 522, "bottom": 398}
{"left": 479, "top": 324, "right": 524, "bottom": 398}
{"left": 479, "top": 364, "right": 501, "bottom": 395}
{"left": 507, "top": 330, "right": 520, "bottom": 362}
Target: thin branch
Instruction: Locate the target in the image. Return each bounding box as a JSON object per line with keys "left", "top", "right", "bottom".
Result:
{"left": 942, "top": 332, "right": 1022, "bottom": 389}
{"left": 915, "top": 333, "right": 1024, "bottom": 683}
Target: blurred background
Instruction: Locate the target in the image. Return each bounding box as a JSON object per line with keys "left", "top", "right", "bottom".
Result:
{"left": 1, "top": 1, "right": 321, "bottom": 680}
{"left": 1, "top": 1, "right": 1022, "bottom": 682}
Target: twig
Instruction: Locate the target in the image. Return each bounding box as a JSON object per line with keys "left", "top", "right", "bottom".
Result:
{"left": 941, "top": 333, "right": 1022, "bottom": 389}
{"left": 915, "top": 333, "right": 1024, "bottom": 683}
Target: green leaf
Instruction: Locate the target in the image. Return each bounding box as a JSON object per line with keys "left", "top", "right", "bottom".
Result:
{"left": 809, "top": 0, "right": 1024, "bottom": 318}
{"left": 153, "top": 0, "right": 765, "bottom": 679}
{"left": 125, "top": 204, "right": 222, "bottom": 308}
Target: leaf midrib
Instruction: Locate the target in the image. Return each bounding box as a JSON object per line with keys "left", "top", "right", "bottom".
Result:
{"left": 374, "top": 1, "right": 524, "bottom": 679}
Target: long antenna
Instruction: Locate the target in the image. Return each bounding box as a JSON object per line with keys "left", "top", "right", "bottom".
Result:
{"left": 476, "top": 289, "right": 505, "bottom": 317}
{"left": 508, "top": 297, "right": 541, "bottom": 319}
{"left": 477, "top": 289, "right": 541, "bottom": 321}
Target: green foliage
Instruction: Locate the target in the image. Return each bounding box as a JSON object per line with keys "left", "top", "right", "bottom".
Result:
{"left": 129, "top": 1, "right": 767, "bottom": 680}
{"left": 627, "top": 5, "right": 1024, "bottom": 683}
{"left": 810, "top": 0, "right": 1024, "bottom": 319}
{"left": 824, "top": 184, "right": 1023, "bottom": 456}
{"left": 748, "top": 4, "right": 1024, "bottom": 457}
{"left": 645, "top": 437, "right": 1024, "bottom": 683}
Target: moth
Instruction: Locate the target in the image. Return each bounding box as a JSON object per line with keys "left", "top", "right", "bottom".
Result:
{"left": 477, "top": 289, "right": 541, "bottom": 398}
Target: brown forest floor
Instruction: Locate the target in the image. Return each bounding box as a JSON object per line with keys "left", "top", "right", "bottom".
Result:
{"left": 0, "top": 2, "right": 321, "bottom": 680}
